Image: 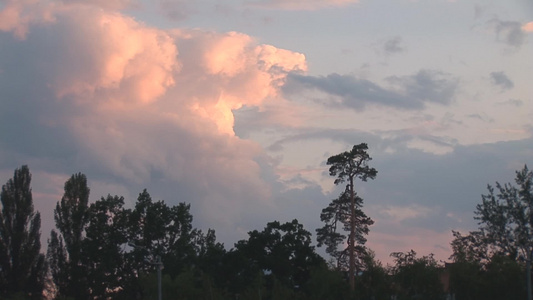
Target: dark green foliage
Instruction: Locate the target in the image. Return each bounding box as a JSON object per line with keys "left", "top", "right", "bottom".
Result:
{"left": 474, "top": 165, "right": 533, "bottom": 259}
{"left": 449, "top": 165, "right": 533, "bottom": 299}
{"left": 390, "top": 250, "right": 443, "bottom": 300}
{"left": 354, "top": 251, "right": 391, "bottom": 300}
{"left": 321, "top": 143, "right": 378, "bottom": 291}
{"left": 83, "top": 195, "right": 130, "bottom": 299}
{"left": 48, "top": 173, "right": 90, "bottom": 299}
{"left": 324, "top": 143, "right": 377, "bottom": 291}
{"left": 127, "top": 189, "right": 197, "bottom": 279}
{"left": 0, "top": 166, "right": 45, "bottom": 299}
{"left": 326, "top": 143, "right": 378, "bottom": 185}
{"left": 304, "top": 265, "right": 350, "bottom": 300}
{"left": 227, "top": 220, "right": 325, "bottom": 299}
{"left": 316, "top": 188, "right": 373, "bottom": 271}
{"left": 481, "top": 255, "right": 526, "bottom": 300}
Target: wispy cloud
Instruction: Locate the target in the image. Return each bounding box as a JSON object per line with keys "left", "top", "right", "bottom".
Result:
{"left": 58, "top": 0, "right": 137, "bottom": 10}
{"left": 246, "top": 0, "right": 359, "bottom": 11}
{"left": 283, "top": 70, "right": 458, "bottom": 110}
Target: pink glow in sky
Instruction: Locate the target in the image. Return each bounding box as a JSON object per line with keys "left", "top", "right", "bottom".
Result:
{"left": 0, "top": 0, "right": 531, "bottom": 265}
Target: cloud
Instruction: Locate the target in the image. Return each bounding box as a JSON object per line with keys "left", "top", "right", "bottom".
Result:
{"left": 489, "top": 71, "right": 514, "bottom": 91}
{"left": 523, "top": 22, "right": 533, "bottom": 32}
{"left": 246, "top": 0, "right": 359, "bottom": 11}
{"left": 0, "top": 1, "right": 308, "bottom": 242}
{"left": 0, "top": 0, "right": 56, "bottom": 39}
{"left": 58, "top": 0, "right": 136, "bottom": 10}
{"left": 283, "top": 70, "right": 458, "bottom": 110}
{"left": 158, "top": 0, "right": 192, "bottom": 21}
{"left": 375, "top": 204, "right": 432, "bottom": 222}
{"left": 383, "top": 36, "right": 405, "bottom": 55}
{"left": 489, "top": 18, "right": 527, "bottom": 48}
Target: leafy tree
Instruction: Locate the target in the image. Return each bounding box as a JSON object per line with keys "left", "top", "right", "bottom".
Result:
{"left": 125, "top": 189, "right": 200, "bottom": 298}
{"left": 324, "top": 143, "right": 377, "bottom": 291}
{"left": 390, "top": 250, "right": 443, "bottom": 300}
{"left": 127, "top": 190, "right": 196, "bottom": 271}
{"left": 316, "top": 188, "right": 373, "bottom": 272}
{"left": 355, "top": 251, "right": 391, "bottom": 300}
{"left": 82, "top": 195, "right": 130, "bottom": 299}
{"left": 449, "top": 165, "right": 533, "bottom": 300}
{"left": 304, "top": 264, "right": 350, "bottom": 300}
{"left": 477, "top": 165, "right": 532, "bottom": 299}
{"left": 0, "top": 166, "right": 45, "bottom": 299}
{"left": 48, "top": 173, "right": 90, "bottom": 299}
{"left": 229, "top": 220, "right": 325, "bottom": 298}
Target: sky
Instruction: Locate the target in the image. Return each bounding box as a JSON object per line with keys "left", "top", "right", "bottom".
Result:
{"left": 0, "top": 0, "right": 532, "bottom": 265}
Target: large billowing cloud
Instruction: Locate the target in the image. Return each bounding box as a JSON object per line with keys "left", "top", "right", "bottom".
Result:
{"left": 0, "top": 0, "right": 307, "bottom": 242}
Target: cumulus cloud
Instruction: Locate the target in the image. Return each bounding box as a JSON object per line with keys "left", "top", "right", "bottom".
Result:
{"left": 489, "top": 71, "right": 514, "bottom": 91}
{"left": 246, "top": 0, "right": 359, "bottom": 11}
{"left": 283, "top": 70, "right": 458, "bottom": 110}
{"left": 0, "top": 1, "right": 307, "bottom": 239}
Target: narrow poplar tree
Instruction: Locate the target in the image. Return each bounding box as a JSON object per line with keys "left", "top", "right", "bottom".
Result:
{"left": 48, "top": 173, "right": 90, "bottom": 299}
{"left": 0, "top": 166, "right": 45, "bottom": 299}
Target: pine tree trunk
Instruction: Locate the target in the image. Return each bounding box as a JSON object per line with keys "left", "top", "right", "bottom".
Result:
{"left": 349, "top": 177, "right": 355, "bottom": 292}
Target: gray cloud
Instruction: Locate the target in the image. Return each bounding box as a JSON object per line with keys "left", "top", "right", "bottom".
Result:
{"left": 489, "top": 71, "right": 514, "bottom": 91}
{"left": 158, "top": 0, "right": 194, "bottom": 21}
{"left": 500, "top": 99, "right": 523, "bottom": 107}
{"left": 283, "top": 70, "right": 458, "bottom": 110}
{"left": 490, "top": 19, "right": 527, "bottom": 48}
{"left": 383, "top": 36, "right": 405, "bottom": 55}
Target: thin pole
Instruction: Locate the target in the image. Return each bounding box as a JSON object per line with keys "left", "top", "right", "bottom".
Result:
{"left": 156, "top": 255, "right": 162, "bottom": 300}
{"left": 526, "top": 249, "right": 533, "bottom": 300}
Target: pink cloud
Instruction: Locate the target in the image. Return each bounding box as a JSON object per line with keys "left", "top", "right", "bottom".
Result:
{"left": 0, "top": 0, "right": 55, "bottom": 39}
{"left": 523, "top": 22, "right": 533, "bottom": 32}
{"left": 0, "top": 1, "right": 308, "bottom": 236}
{"left": 46, "top": 7, "right": 178, "bottom": 105}
{"left": 368, "top": 227, "right": 453, "bottom": 265}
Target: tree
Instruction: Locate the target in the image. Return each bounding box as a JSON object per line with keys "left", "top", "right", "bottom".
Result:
{"left": 82, "top": 195, "right": 130, "bottom": 299}
{"left": 390, "top": 250, "right": 443, "bottom": 300}
{"left": 316, "top": 188, "right": 373, "bottom": 272}
{"left": 48, "top": 173, "right": 90, "bottom": 299}
{"left": 324, "top": 143, "right": 377, "bottom": 291}
{"left": 125, "top": 189, "right": 201, "bottom": 299}
{"left": 448, "top": 165, "right": 533, "bottom": 300}
{"left": 473, "top": 165, "right": 533, "bottom": 299}
{"left": 0, "top": 166, "right": 45, "bottom": 299}
{"left": 229, "top": 220, "right": 325, "bottom": 298}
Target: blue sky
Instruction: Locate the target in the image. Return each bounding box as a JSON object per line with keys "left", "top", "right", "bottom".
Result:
{"left": 0, "top": 0, "right": 531, "bottom": 263}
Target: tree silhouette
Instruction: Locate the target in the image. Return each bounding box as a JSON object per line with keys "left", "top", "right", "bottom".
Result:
{"left": 0, "top": 166, "right": 45, "bottom": 299}
{"left": 325, "top": 143, "right": 377, "bottom": 291}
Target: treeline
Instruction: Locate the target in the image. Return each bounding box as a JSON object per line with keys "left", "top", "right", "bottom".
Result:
{"left": 1, "top": 154, "right": 532, "bottom": 299}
